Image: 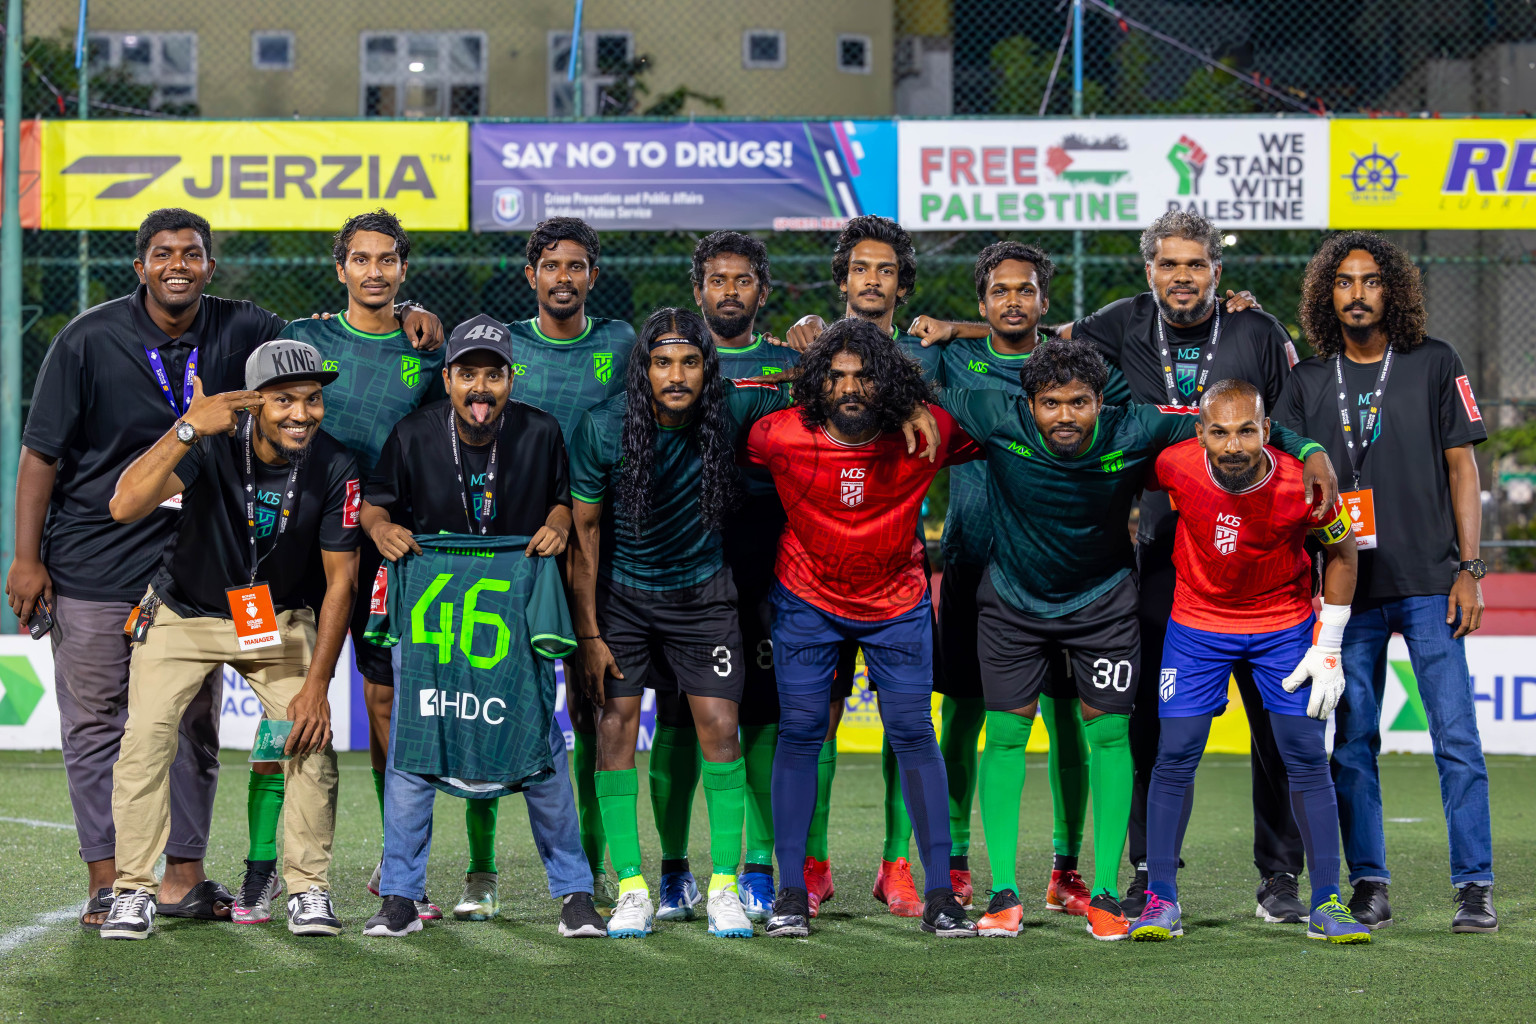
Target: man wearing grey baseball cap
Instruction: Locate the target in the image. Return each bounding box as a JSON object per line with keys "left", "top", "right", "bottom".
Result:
{"left": 99, "top": 339, "right": 361, "bottom": 940}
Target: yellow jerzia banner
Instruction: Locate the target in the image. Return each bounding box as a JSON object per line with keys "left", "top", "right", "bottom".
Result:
{"left": 40, "top": 121, "right": 468, "bottom": 230}
{"left": 1331, "top": 118, "right": 1536, "bottom": 229}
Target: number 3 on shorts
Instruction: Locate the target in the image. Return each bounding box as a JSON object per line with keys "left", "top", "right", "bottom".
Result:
{"left": 712, "top": 645, "right": 733, "bottom": 678}
{"left": 1092, "top": 658, "right": 1133, "bottom": 692}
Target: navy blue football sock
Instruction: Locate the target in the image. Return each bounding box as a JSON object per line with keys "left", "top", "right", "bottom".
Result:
{"left": 1269, "top": 713, "right": 1341, "bottom": 910}
{"left": 1145, "top": 714, "right": 1213, "bottom": 905}
{"left": 878, "top": 689, "right": 954, "bottom": 894}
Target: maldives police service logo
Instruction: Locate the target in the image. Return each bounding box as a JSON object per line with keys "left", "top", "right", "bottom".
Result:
{"left": 1214, "top": 512, "right": 1241, "bottom": 555}
{"left": 401, "top": 355, "right": 421, "bottom": 388}
{"left": 492, "top": 186, "right": 524, "bottom": 225}
{"left": 593, "top": 352, "right": 613, "bottom": 385}
{"left": 840, "top": 467, "right": 866, "bottom": 507}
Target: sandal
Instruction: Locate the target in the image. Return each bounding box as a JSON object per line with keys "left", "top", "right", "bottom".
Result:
{"left": 80, "top": 887, "right": 115, "bottom": 929}
{"left": 155, "top": 879, "right": 235, "bottom": 920}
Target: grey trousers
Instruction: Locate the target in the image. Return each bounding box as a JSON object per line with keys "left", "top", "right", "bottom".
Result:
{"left": 51, "top": 594, "right": 222, "bottom": 863}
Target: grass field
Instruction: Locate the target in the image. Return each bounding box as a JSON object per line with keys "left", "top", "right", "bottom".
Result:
{"left": 1, "top": 749, "right": 1532, "bottom": 1023}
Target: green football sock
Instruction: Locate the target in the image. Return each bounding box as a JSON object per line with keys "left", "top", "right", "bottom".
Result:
{"left": 246, "top": 770, "right": 285, "bottom": 862}
{"left": 1084, "top": 713, "right": 1134, "bottom": 900}
{"left": 371, "top": 768, "right": 386, "bottom": 845}
{"left": 595, "top": 768, "right": 644, "bottom": 886}
{"left": 979, "top": 710, "right": 1032, "bottom": 895}
{"left": 1040, "top": 694, "right": 1089, "bottom": 859}
{"left": 573, "top": 730, "right": 607, "bottom": 874}
{"left": 648, "top": 724, "right": 701, "bottom": 861}
{"left": 700, "top": 757, "right": 746, "bottom": 890}
{"left": 740, "top": 723, "right": 778, "bottom": 867}
{"left": 881, "top": 736, "right": 912, "bottom": 861}
{"left": 938, "top": 696, "right": 985, "bottom": 857}
{"left": 805, "top": 740, "right": 837, "bottom": 861}
{"left": 465, "top": 797, "right": 499, "bottom": 875}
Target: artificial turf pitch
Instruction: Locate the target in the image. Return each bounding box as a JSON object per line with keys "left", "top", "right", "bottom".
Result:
{"left": 1, "top": 749, "right": 1531, "bottom": 1023}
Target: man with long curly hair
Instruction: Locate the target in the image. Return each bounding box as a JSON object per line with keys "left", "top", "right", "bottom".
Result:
{"left": 746, "top": 317, "right": 981, "bottom": 940}
{"left": 1278, "top": 231, "right": 1497, "bottom": 934}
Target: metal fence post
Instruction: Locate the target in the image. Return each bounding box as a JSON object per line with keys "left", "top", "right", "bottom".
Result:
{"left": 76, "top": 2, "right": 90, "bottom": 315}
{"left": 2, "top": 0, "right": 26, "bottom": 633}
{"left": 1071, "top": 0, "right": 1085, "bottom": 319}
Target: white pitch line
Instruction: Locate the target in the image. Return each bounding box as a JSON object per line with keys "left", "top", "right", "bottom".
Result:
{"left": 0, "top": 816, "right": 74, "bottom": 830}
{"left": 0, "top": 909, "right": 78, "bottom": 955}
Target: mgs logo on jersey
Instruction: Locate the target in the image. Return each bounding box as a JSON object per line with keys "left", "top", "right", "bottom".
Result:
{"left": 401, "top": 355, "right": 422, "bottom": 388}
{"left": 255, "top": 489, "right": 281, "bottom": 538}
{"left": 840, "top": 467, "right": 867, "bottom": 507}
{"left": 593, "top": 352, "right": 614, "bottom": 385}
{"left": 1176, "top": 346, "right": 1202, "bottom": 398}
{"left": 1214, "top": 512, "right": 1241, "bottom": 555}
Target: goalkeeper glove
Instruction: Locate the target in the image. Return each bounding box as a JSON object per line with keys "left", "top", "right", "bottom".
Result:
{"left": 1281, "top": 603, "right": 1351, "bottom": 720}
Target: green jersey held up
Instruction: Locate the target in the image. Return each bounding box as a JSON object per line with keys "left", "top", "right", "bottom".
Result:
{"left": 506, "top": 315, "right": 636, "bottom": 444}
{"left": 366, "top": 534, "right": 576, "bottom": 798}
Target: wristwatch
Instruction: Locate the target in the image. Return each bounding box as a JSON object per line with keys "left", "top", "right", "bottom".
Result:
{"left": 175, "top": 419, "right": 197, "bottom": 445}
{"left": 1458, "top": 559, "right": 1488, "bottom": 580}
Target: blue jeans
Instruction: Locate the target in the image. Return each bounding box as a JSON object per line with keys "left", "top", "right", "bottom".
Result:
{"left": 382, "top": 716, "right": 593, "bottom": 901}
{"left": 1334, "top": 595, "right": 1493, "bottom": 887}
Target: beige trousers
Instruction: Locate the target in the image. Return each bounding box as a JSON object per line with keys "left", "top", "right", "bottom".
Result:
{"left": 112, "top": 599, "right": 338, "bottom": 896}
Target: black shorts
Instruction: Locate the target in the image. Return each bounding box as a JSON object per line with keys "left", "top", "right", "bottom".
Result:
{"left": 351, "top": 536, "right": 395, "bottom": 685}
{"left": 724, "top": 497, "right": 787, "bottom": 727}
{"left": 597, "top": 567, "right": 746, "bottom": 702}
{"left": 976, "top": 567, "right": 1139, "bottom": 715}
{"left": 939, "top": 561, "right": 1074, "bottom": 700}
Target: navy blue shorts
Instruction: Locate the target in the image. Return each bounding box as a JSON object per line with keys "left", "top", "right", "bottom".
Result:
{"left": 771, "top": 585, "right": 934, "bottom": 701}
{"left": 1158, "top": 617, "right": 1314, "bottom": 719}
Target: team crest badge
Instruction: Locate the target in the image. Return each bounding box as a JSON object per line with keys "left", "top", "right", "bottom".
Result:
{"left": 593, "top": 352, "right": 613, "bottom": 385}
{"left": 1214, "top": 512, "right": 1241, "bottom": 555}
{"left": 840, "top": 467, "right": 866, "bottom": 507}
{"left": 400, "top": 355, "right": 421, "bottom": 388}
{"left": 256, "top": 504, "right": 276, "bottom": 537}
{"left": 1159, "top": 668, "right": 1177, "bottom": 702}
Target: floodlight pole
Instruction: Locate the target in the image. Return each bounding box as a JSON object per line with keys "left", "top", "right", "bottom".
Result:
{"left": 2, "top": 0, "right": 25, "bottom": 632}
{"left": 1071, "top": 0, "right": 1085, "bottom": 320}
{"left": 77, "top": 0, "right": 89, "bottom": 314}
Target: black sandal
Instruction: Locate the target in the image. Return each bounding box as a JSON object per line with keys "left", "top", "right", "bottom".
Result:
{"left": 155, "top": 879, "right": 235, "bottom": 920}
{"left": 79, "top": 887, "right": 115, "bottom": 929}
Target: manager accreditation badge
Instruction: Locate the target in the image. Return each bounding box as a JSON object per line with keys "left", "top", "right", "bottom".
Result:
{"left": 1341, "top": 489, "right": 1377, "bottom": 550}
{"left": 227, "top": 582, "right": 282, "bottom": 650}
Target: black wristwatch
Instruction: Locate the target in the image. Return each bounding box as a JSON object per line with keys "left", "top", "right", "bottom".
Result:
{"left": 1458, "top": 559, "right": 1487, "bottom": 580}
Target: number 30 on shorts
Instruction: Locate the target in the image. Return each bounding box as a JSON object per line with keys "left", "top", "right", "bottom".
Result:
{"left": 1092, "top": 658, "right": 1133, "bottom": 691}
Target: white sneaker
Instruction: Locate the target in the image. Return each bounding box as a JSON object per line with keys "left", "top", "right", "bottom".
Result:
{"left": 453, "top": 872, "right": 499, "bottom": 921}
{"left": 232, "top": 860, "right": 282, "bottom": 924}
{"left": 606, "top": 890, "right": 655, "bottom": 938}
{"left": 286, "top": 886, "right": 342, "bottom": 936}
{"left": 100, "top": 889, "right": 155, "bottom": 940}
{"left": 368, "top": 855, "right": 382, "bottom": 897}
{"left": 707, "top": 884, "right": 755, "bottom": 938}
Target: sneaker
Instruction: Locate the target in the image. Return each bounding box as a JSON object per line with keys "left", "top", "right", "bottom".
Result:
{"left": 1308, "top": 895, "right": 1372, "bottom": 943}
{"left": 232, "top": 859, "right": 282, "bottom": 924}
{"left": 872, "top": 858, "right": 923, "bottom": 918}
{"left": 977, "top": 889, "right": 1023, "bottom": 938}
{"left": 1129, "top": 893, "right": 1182, "bottom": 941}
{"left": 453, "top": 871, "right": 499, "bottom": 921}
{"left": 1451, "top": 883, "right": 1498, "bottom": 934}
{"left": 803, "top": 857, "right": 834, "bottom": 918}
{"left": 1347, "top": 880, "right": 1393, "bottom": 930}
{"left": 920, "top": 888, "right": 977, "bottom": 937}
{"left": 364, "top": 895, "right": 423, "bottom": 937}
{"left": 1122, "top": 866, "right": 1150, "bottom": 918}
{"left": 368, "top": 855, "right": 383, "bottom": 897}
{"left": 557, "top": 892, "right": 608, "bottom": 938}
{"left": 738, "top": 870, "right": 775, "bottom": 922}
{"left": 765, "top": 886, "right": 810, "bottom": 938}
{"left": 607, "top": 890, "right": 655, "bottom": 938}
{"left": 656, "top": 871, "right": 701, "bottom": 922}
{"left": 1046, "top": 869, "right": 1092, "bottom": 916}
{"left": 1087, "top": 893, "right": 1131, "bottom": 941}
{"left": 416, "top": 897, "right": 442, "bottom": 920}
{"left": 592, "top": 870, "right": 617, "bottom": 913}
{"left": 100, "top": 889, "right": 156, "bottom": 940}
{"left": 286, "top": 886, "right": 342, "bottom": 937}
{"left": 707, "top": 884, "right": 755, "bottom": 938}
{"left": 951, "top": 869, "right": 974, "bottom": 908}
{"left": 1255, "top": 872, "right": 1305, "bottom": 924}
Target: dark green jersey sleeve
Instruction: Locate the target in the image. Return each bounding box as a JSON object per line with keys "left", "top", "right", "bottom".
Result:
{"left": 568, "top": 409, "right": 616, "bottom": 504}
{"left": 528, "top": 553, "right": 577, "bottom": 659}
{"left": 938, "top": 387, "right": 1015, "bottom": 442}
{"left": 723, "top": 380, "right": 792, "bottom": 433}
{"left": 1126, "top": 402, "right": 1324, "bottom": 462}
{"left": 1267, "top": 422, "right": 1326, "bottom": 461}
{"left": 1103, "top": 363, "right": 1133, "bottom": 406}
{"left": 363, "top": 557, "right": 402, "bottom": 648}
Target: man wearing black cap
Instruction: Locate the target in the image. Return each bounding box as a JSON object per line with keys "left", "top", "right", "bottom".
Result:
{"left": 358, "top": 315, "right": 602, "bottom": 938}
{"left": 99, "top": 339, "right": 361, "bottom": 940}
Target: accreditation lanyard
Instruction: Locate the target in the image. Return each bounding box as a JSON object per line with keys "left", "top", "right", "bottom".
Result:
{"left": 241, "top": 416, "right": 301, "bottom": 585}
{"left": 1156, "top": 309, "right": 1220, "bottom": 407}
{"left": 1333, "top": 350, "right": 1394, "bottom": 491}
{"left": 448, "top": 409, "right": 499, "bottom": 536}
{"left": 144, "top": 344, "right": 198, "bottom": 418}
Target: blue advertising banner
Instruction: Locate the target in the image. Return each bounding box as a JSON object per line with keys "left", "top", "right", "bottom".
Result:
{"left": 471, "top": 120, "right": 895, "bottom": 232}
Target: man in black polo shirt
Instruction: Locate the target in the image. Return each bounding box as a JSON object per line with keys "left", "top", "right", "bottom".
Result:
{"left": 358, "top": 314, "right": 604, "bottom": 939}
{"left": 5, "top": 208, "right": 441, "bottom": 928}
{"left": 1278, "top": 231, "right": 1496, "bottom": 934}
{"left": 100, "top": 339, "right": 359, "bottom": 939}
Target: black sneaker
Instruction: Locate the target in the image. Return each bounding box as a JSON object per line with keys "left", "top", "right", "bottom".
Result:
{"left": 100, "top": 888, "right": 156, "bottom": 940}
{"left": 1122, "top": 867, "right": 1150, "bottom": 918}
{"left": 920, "top": 888, "right": 977, "bottom": 937}
{"left": 1347, "top": 880, "right": 1393, "bottom": 930}
{"left": 558, "top": 892, "right": 608, "bottom": 938}
{"left": 364, "top": 894, "right": 424, "bottom": 937}
{"left": 1255, "top": 872, "right": 1305, "bottom": 924}
{"left": 1451, "top": 883, "right": 1498, "bottom": 933}
{"left": 765, "top": 886, "right": 810, "bottom": 938}
{"left": 286, "top": 886, "right": 342, "bottom": 936}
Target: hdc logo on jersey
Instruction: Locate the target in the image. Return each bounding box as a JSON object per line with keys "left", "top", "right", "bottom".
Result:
{"left": 369, "top": 563, "right": 388, "bottom": 615}
{"left": 401, "top": 355, "right": 421, "bottom": 388}
{"left": 840, "top": 467, "right": 866, "bottom": 507}
{"left": 344, "top": 479, "right": 361, "bottom": 528}
{"left": 1214, "top": 512, "right": 1241, "bottom": 555}
{"left": 1457, "top": 374, "right": 1482, "bottom": 422}
{"left": 593, "top": 352, "right": 613, "bottom": 385}
{"left": 1159, "top": 668, "right": 1177, "bottom": 702}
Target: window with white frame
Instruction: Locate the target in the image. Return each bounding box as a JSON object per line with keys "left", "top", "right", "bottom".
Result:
{"left": 359, "top": 31, "right": 486, "bottom": 117}
{"left": 837, "top": 33, "right": 871, "bottom": 74}
{"left": 87, "top": 32, "right": 197, "bottom": 107}
{"left": 548, "top": 31, "right": 634, "bottom": 116}
{"left": 252, "top": 31, "right": 294, "bottom": 71}
{"left": 742, "top": 30, "right": 785, "bottom": 70}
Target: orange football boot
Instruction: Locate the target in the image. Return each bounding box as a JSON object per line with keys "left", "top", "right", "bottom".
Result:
{"left": 803, "top": 856, "right": 834, "bottom": 918}
{"left": 872, "top": 858, "right": 924, "bottom": 918}
{"left": 1046, "top": 869, "right": 1092, "bottom": 916}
